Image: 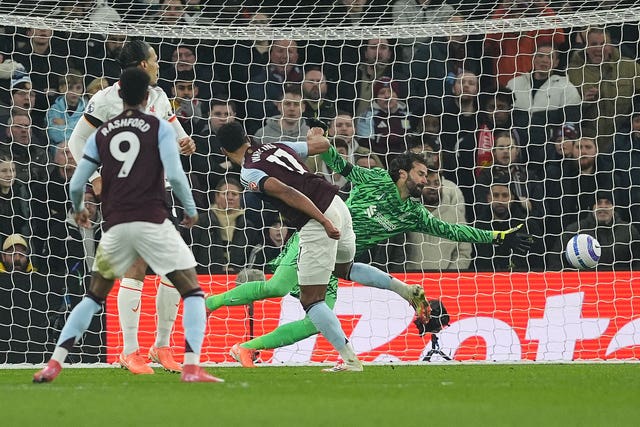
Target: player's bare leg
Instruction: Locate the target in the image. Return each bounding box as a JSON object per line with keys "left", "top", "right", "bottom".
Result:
{"left": 117, "top": 257, "right": 153, "bottom": 374}
{"left": 166, "top": 269, "right": 223, "bottom": 383}
{"left": 34, "top": 273, "right": 116, "bottom": 383}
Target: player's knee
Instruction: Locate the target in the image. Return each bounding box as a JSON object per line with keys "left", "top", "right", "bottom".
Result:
{"left": 125, "top": 257, "right": 148, "bottom": 280}
{"left": 166, "top": 269, "right": 199, "bottom": 296}
{"left": 333, "top": 262, "right": 352, "bottom": 279}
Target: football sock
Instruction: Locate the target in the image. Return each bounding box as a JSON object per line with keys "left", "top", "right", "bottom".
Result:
{"left": 117, "top": 278, "right": 143, "bottom": 355}
{"left": 53, "top": 297, "right": 101, "bottom": 363}
{"left": 205, "top": 264, "right": 298, "bottom": 311}
{"left": 182, "top": 293, "right": 206, "bottom": 365}
{"left": 155, "top": 278, "right": 181, "bottom": 348}
{"left": 349, "top": 262, "right": 412, "bottom": 300}
{"left": 242, "top": 317, "right": 319, "bottom": 350}
{"left": 337, "top": 341, "right": 359, "bottom": 363}
{"left": 305, "top": 301, "right": 347, "bottom": 352}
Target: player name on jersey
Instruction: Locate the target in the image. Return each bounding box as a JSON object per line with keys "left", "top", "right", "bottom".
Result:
{"left": 100, "top": 117, "right": 151, "bottom": 136}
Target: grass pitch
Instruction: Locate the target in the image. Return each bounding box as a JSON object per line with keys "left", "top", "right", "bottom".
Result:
{"left": 3, "top": 363, "right": 639, "bottom": 426}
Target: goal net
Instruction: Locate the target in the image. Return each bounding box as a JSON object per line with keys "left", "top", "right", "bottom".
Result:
{"left": 1, "top": 0, "right": 640, "bottom": 366}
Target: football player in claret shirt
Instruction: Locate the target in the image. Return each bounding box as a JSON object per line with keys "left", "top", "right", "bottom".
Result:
{"left": 34, "top": 67, "right": 221, "bottom": 383}
{"left": 67, "top": 39, "right": 196, "bottom": 374}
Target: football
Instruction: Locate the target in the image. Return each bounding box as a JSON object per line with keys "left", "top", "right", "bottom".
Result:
{"left": 565, "top": 234, "right": 601, "bottom": 269}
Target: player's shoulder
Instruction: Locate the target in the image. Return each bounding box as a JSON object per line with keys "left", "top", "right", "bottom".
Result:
{"left": 148, "top": 85, "right": 169, "bottom": 100}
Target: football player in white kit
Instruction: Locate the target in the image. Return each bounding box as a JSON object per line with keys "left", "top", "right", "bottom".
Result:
{"left": 68, "top": 39, "right": 196, "bottom": 374}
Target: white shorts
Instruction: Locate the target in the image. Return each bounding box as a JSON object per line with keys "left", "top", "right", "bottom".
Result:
{"left": 298, "top": 195, "right": 356, "bottom": 286}
{"left": 92, "top": 219, "right": 196, "bottom": 280}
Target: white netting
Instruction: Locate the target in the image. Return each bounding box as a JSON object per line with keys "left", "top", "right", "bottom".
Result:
{"left": 1, "top": 1, "right": 640, "bottom": 365}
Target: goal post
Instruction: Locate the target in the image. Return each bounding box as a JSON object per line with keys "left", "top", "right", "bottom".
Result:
{"left": 1, "top": 0, "right": 640, "bottom": 365}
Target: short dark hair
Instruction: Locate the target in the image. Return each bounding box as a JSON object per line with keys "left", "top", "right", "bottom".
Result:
{"left": 217, "top": 121, "right": 248, "bottom": 153}
{"left": 118, "top": 39, "right": 152, "bottom": 69}
{"left": 388, "top": 152, "right": 428, "bottom": 182}
{"left": 175, "top": 69, "right": 195, "bottom": 83}
{"left": 119, "top": 67, "right": 150, "bottom": 106}
{"left": 210, "top": 96, "right": 236, "bottom": 113}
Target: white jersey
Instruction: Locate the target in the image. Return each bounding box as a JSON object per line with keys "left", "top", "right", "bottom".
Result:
{"left": 85, "top": 82, "right": 177, "bottom": 125}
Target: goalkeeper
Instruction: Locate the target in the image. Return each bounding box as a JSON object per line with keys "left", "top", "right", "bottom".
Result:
{"left": 208, "top": 145, "right": 532, "bottom": 367}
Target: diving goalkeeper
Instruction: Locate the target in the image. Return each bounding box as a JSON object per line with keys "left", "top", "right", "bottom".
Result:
{"left": 208, "top": 146, "right": 532, "bottom": 367}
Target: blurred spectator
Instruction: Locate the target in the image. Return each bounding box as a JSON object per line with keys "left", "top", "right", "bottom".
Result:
{"left": 84, "top": 33, "right": 126, "bottom": 85}
{"left": 440, "top": 70, "right": 481, "bottom": 186}
{"left": 0, "top": 155, "right": 30, "bottom": 239}
{"left": 507, "top": 42, "right": 581, "bottom": 156}
{"left": 46, "top": 72, "right": 87, "bottom": 146}
{"left": 170, "top": 69, "right": 207, "bottom": 135}
{"left": 392, "top": 0, "right": 456, "bottom": 62}
{"left": 12, "top": 28, "right": 77, "bottom": 112}
{"left": 0, "top": 112, "right": 49, "bottom": 184}
{"left": 301, "top": 67, "right": 336, "bottom": 123}
{"left": 356, "top": 77, "right": 412, "bottom": 165}
{"left": 246, "top": 39, "right": 303, "bottom": 134}
{"left": 409, "top": 14, "right": 486, "bottom": 116}
{"left": 44, "top": 186, "right": 102, "bottom": 276}
{"left": 190, "top": 98, "right": 241, "bottom": 205}
{"left": 476, "top": 130, "right": 545, "bottom": 221}
{"left": 0, "top": 52, "right": 24, "bottom": 105}
{"left": 250, "top": 218, "right": 294, "bottom": 269}
{"left": 0, "top": 234, "right": 35, "bottom": 273}
{"left": 254, "top": 84, "right": 310, "bottom": 144}
{"left": 473, "top": 179, "right": 542, "bottom": 271}
{"left": 0, "top": 74, "right": 45, "bottom": 131}
{"left": 190, "top": 179, "right": 258, "bottom": 274}
{"left": 611, "top": 109, "right": 640, "bottom": 225}
{"left": 85, "top": 77, "right": 109, "bottom": 98}
{"left": 567, "top": 26, "right": 640, "bottom": 152}
{"left": 544, "top": 122, "right": 580, "bottom": 181}
{"left": 484, "top": 1, "right": 566, "bottom": 88}
{"left": 405, "top": 168, "right": 472, "bottom": 271}
{"left": 159, "top": 44, "right": 217, "bottom": 103}
{"left": 406, "top": 133, "right": 442, "bottom": 171}
{"left": 337, "top": 38, "right": 408, "bottom": 118}
{"left": 546, "top": 134, "right": 613, "bottom": 239}
{"left": 327, "top": 0, "right": 391, "bottom": 26}
{"left": 549, "top": 191, "right": 640, "bottom": 270}
{"left": 54, "top": 0, "right": 121, "bottom": 23}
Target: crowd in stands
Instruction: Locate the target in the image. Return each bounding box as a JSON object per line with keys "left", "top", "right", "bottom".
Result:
{"left": 1, "top": 0, "right": 640, "bottom": 278}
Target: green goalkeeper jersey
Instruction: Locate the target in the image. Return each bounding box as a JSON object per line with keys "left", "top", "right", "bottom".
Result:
{"left": 271, "top": 146, "right": 493, "bottom": 275}
{"left": 324, "top": 145, "right": 494, "bottom": 251}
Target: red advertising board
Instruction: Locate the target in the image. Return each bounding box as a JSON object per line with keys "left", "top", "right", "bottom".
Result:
{"left": 104, "top": 272, "right": 640, "bottom": 364}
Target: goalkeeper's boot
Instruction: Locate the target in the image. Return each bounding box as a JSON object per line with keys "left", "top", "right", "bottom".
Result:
{"left": 408, "top": 285, "right": 431, "bottom": 323}
{"left": 181, "top": 365, "right": 224, "bottom": 383}
{"left": 229, "top": 343, "right": 259, "bottom": 368}
{"left": 149, "top": 346, "right": 182, "bottom": 373}
{"left": 119, "top": 351, "right": 154, "bottom": 375}
{"left": 322, "top": 358, "right": 364, "bottom": 372}
{"left": 33, "top": 360, "right": 62, "bottom": 383}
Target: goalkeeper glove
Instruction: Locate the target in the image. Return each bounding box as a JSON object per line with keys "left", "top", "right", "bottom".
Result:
{"left": 493, "top": 223, "right": 533, "bottom": 254}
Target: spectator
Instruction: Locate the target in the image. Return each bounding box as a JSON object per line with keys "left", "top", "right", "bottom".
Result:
{"left": 84, "top": 33, "right": 126, "bottom": 85}
{"left": 612, "top": 109, "right": 640, "bottom": 224}
{"left": 356, "top": 76, "right": 412, "bottom": 166}
{"left": 336, "top": 38, "right": 408, "bottom": 118}
{"left": 190, "top": 98, "right": 241, "bottom": 205}
{"left": 254, "top": 84, "right": 310, "bottom": 144}
{"left": 0, "top": 233, "right": 35, "bottom": 273}
{"left": 0, "top": 112, "right": 49, "bottom": 184}
{"left": 245, "top": 39, "right": 303, "bottom": 134}
{"left": 0, "top": 155, "right": 30, "bottom": 239}
{"left": 544, "top": 122, "right": 580, "bottom": 181}
{"left": 301, "top": 67, "right": 336, "bottom": 123}
{"left": 547, "top": 134, "right": 613, "bottom": 240}
{"left": 476, "top": 130, "right": 545, "bottom": 221}
{"left": 159, "top": 44, "right": 216, "bottom": 103}
{"left": 250, "top": 218, "right": 294, "bottom": 270}
{"left": 85, "top": 77, "right": 109, "bottom": 98}
{"left": 327, "top": 0, "right": 391, "bottom": 26}
{"left": 0, "top": 52, "right": 24, "bottom": 105}
{"left": 473, "top": 179, "right": 541, "bottom": 271}
{"left": 46, "top": 73, "right": 87, "bottom": 146}
{"left": 484, "top": 1, "right": 566, "bottom": 88}
{"left": 567, "top": 26, "right": 640, "bottom": 152}
{"left": 392, "top": 0, "right": 456, "bottom": 61}
{"left": 190, "top": 179, "right": 258, "bottom": 274}
{"left": 170, "top": 69, "right": 207, "bottom": 135}
{"left": 405, "top": 169, "right": 472, "bottom": 271}
{"left": 44, "top": 185, "right": 102, "bottom": 276}
{"left": 0, "top": 74, "right": 45, "bottom": 131}
{"left": 549, "top": 191, "right": 640, "bottom": 270}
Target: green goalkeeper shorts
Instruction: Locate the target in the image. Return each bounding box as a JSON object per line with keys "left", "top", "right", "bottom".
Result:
{"left": 269, "top": 232, "right": 339, "bottom": 300}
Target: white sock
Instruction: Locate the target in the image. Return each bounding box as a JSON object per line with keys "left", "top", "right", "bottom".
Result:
{"left": 183, "top": 294, "right": 206, "bottom": 365}
{"left": 337, "top": 341, "right": 359, "bottom": 364}
{"left": 154, "top": 277, "right": 181, "bottom": 348}
{"left": 118, "top": 278, "right": 143, "bottom": 355}
{"left": 388, "top": 277, "right": 413, "bottom": 301}
{"left": 51, "top": 347, "right": 69, "bottom": 364}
